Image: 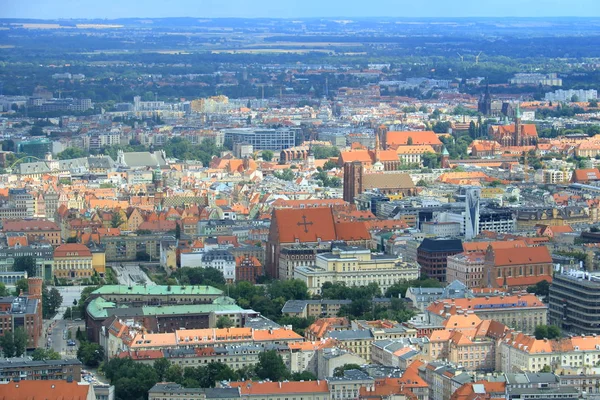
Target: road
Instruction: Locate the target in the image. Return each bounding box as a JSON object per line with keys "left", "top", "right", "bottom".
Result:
{"left": 53, "top": 286, "right": 87, "bottom": 321}
{"left": 110, "top": 263, "right": 156, "bottom": 286}
{"left": 45, "top": 319, "right": 84, "bottom": 358}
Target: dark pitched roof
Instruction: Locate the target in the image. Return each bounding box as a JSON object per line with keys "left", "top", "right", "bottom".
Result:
{"left": 418, "top": 238, "right": 463, "bottom": 253}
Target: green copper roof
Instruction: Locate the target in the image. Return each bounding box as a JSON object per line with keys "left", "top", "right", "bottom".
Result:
{"left": 91, "top": 285, "right": 224, "bottom": 297}
{"left": 87, "top": 296, "right": 244, "bottom": 319}
{"left": 442, "top": 147, "right": 450, "bottom": 156}
{"left": 142, "top": 304, "right": 244, "bottom": 316}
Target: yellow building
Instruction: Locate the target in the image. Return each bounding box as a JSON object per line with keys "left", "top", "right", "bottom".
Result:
{"left": 294, "top": 245, "right": 419, "bottom": 295}
{"left": 53, "top": 244, "right": 94, "bottom": 280}
{"left": 90, "top": 244, "right": 106, "bottom": 276}
{"left": 481, "top": 187, "right": 504, "bottom": 199}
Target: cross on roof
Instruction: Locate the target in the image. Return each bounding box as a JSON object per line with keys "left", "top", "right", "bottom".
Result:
{"left": 297, "top": 215, "right": 313, "bottom": 233}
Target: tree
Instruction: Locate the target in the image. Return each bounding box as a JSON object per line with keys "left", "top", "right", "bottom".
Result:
{"left": 571, "top": 94, "right": 580, "bottom": 103}
{"left": 590, "top": 99, "right": 599, "bottom": 108}
{"left": 0, "top": 282, "right": 8, "bottom": 297}
{"left": 255, "top": 350, "right": 290, "bottom": 381}
{"left": 262, "top": 150, "right": 274, "bottom": 161}
{"left": 527, "top": 280, "right": 550, "bottom": 296}
{"left": 407, "top": 136, "right": 413, "bottom": 145}
{"left": 540, "top": 365, "right": 552, "bottom": 373}
{"left": 111, "top": 212, "right": 124, "bottom": 229}
{"left": 12, "top": 328, "right": 27, "bottom": 357}
{"left": 323, "top": 160, "right": 338, "bottom": 170}
{"left": 333, "top": 364, "right": 363, "bottom": 377}
{"left": 534, "top": 325, "right": 561, "bottom": 340}
{"left": 216, "top": 316, "right": 234, "bottom": 329}
{"left": 291, "top": 371, "right": 318, "bottom": 381}
{"left": 0, "top": 331, "right": 15, "bottom": 357}
{"left": 416, "top": 179, "right": 428, "bottom": 187}
{"left": 42, "top": 286, "right": 63, "bottom": 319}
{"left": 57, "top": 147, "right": 88, "bottom": 160}
{"left": 153, "top": 358, "right": 171, "bottom": 381}
{"left": 175, "top": 222, "right": 181, "bottom": 239}
{"left": 273, "top": 168, "right": 295, "bottom": 181}
{"left": 165, "top": 364, "right": 184, "bottom": 384}
{"left": 13, "top": 279, "right": 28, "bottom": 296}
{"left": 32, "top": 348, "right": 61, "bottom": 361}
{"left": 77, "top": 342, "right": 105, "bottom": 367}
{"left": 312, "top": 145, "right": 340, "bottom": 160}
{"left": 13, "top": 256, "right": 37, "bottom": 277}
{"left": 104, "top": 357, "right": 159, "bottom": 400}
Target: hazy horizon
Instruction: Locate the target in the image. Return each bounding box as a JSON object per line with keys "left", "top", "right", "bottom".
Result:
{"left": 3, "top": 0, "right": 599, "bottom": 19}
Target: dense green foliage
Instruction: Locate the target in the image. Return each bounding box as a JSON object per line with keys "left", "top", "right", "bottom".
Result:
{"left": 31, "top": 348, "right": 61, "bottom": 361}
{"left": 0, "top": 327, "right": 27, "bottom": 357}
{"left": 534, "top": 325, "right": 561, "bottom": 340}
{"left": 77, "top": 342, "right": 105, "bottom": 367}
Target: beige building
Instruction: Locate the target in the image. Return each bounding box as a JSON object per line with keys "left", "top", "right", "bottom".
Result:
{"left": 498, "top": 333, "right": 600, "bottom": 374}
{"left": 426, "top": 294, "right": 547, "bottom": 335}
{"left": 446, "top": 252, "right": 486, "bottom": 289}
{"left": 53, "top": 244, "right": 94, "bottom": 280}
{"left": 294, "top": 246, "right": 419, "bottom": 295}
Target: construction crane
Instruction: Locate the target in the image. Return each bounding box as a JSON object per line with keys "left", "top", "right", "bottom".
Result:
{"left": 475, "top": 52, "right": 483, "bottom": 65}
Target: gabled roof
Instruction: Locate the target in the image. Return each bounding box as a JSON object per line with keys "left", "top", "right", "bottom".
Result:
{"left": 490, "top": 246, "right": 552, "bottom": 266}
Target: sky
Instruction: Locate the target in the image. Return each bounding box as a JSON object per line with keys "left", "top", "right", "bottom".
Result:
{"left": 2, "top": 0, "right": 599, "bottom": 19}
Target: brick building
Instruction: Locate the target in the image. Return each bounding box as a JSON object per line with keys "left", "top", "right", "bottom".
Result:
{"left": 417, "top": 238, "right": 463, "bottom": 283}
{"left": 0, "top": 277, "right": 43, "bottom": 349}
{"left": 235, "top": 255, "right": 262, "bottom": 283}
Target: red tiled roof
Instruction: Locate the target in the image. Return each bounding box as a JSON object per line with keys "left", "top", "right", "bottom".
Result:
{"left": 0, "top": 380, "right": 93, "bottom": 400}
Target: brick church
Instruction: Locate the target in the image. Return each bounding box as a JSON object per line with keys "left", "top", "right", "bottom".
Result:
{"left": 266, "top": 207, "right": 371, "bottom": 279}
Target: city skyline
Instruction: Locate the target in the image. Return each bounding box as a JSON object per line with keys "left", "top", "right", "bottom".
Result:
{"left": 2, "top": 0, "right": 599, "bottom": 19}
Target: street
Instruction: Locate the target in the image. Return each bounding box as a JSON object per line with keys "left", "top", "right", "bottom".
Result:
{"left": 110, "top": 262, "right": 156, "bottom": 286}
{"left": 44, "top": 319, "right": 85, "bottom": 358}
{"left": 53, "top": 286, "right": 87, "bottom": 321}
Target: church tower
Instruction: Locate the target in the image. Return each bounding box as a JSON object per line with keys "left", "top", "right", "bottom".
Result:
{"left": 377, "top": 125, "right": 388, "bottom": 150}
{"left": 441, "top": 147, "right": 450, "bottom": 169}
{"left": 478, "top": 82, "right": 492, "bottom": 116}
{"left": 514, "top": 104, "right": 522, "bottom": 146}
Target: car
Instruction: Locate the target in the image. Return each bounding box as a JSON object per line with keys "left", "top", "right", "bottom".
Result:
{"left": 67, "top": 340, "right": 76, "bottom": 346}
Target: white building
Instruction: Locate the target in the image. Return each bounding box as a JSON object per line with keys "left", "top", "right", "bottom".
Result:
{"left": 545, "top": 89, "right": 597, "bottom": 103}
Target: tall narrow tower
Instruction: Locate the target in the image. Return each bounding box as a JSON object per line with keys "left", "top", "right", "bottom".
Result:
{"left": 465, "top": 188, "right": 481, "bottom": 240}
{"left": 514, "top": 104, "right": 522, "bottom": 146}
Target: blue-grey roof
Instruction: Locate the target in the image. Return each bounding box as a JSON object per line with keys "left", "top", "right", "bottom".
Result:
{"left": 329, "top": 330, "right": 374, "bottom": 341}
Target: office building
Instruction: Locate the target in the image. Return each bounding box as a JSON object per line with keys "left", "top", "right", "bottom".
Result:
{"left": 464, "top": 188, "right": 480, "bottom": 240}
{"left": 417, "top": 238, "right": 463, "bottom": 283}
{"left": 223, "top": 128, "right": 296, "bottom": 151}
{"left": 549, "top": 270, "right": 600, "bottom": 335}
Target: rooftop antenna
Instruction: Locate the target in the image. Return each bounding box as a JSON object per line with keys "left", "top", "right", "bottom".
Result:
{"left": 457, "top": 53, "right": 464, "bottom": 62}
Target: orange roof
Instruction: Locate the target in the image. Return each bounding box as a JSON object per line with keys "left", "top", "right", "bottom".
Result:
{"left": 427, "top": 294, "right": 546, "bottom": 317}
{"left": 334, "top": 221, "right": 370, "bottom": 241}
{"left": 339, "top": 150, "right": 373, "bottom": 164}
{"left": 490, "top": 246, "right": 552, "bottom": 266}
{"left": 253, "top": 328, "right": 304, "bottom": 342}
{"left": 230, "top": 380, "right": 329, "bottom": 395}
{"left": 462, "top": 240, "right": 527, "bottom": 253}
{"left": 495, "top": 275, "right": 553, "bottom": 287}
{"left": 572, "top": 168, "right": 600, "bottom": 182}
{"left": 0, "top": 380, "right": 93, "bottom": 400}
{"left": 7, "top": 235, "right": 28, "bottom": 247}
{"left": 3, "top": 219, "right": 59, "bottom": 232}
{"left": 270, "top": 207, "right": 337, "bottom": 243}
{"left": 386, "top": 131, "right": 442, "bottom": 147}
{"left": 54, "top": 244, "right": 92, "bottom": 258}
